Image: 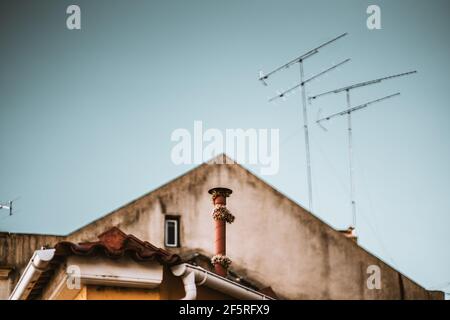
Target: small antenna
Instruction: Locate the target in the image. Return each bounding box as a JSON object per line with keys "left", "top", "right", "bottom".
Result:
{"left": 0, "top": 198, "right": 18, "bottom": 216}
{"left": 0, "top": 202, "right": 12, "bottom": 216}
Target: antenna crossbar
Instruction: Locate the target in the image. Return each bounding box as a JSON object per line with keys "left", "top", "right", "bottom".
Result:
{"left": 310, "top": 70, "right": 417, "bottom": 100}
{"left": 259, "top": 33, "right": 348, "bottom": 85}
{"left": 269, "top": 58, "right": 350, "bottom": 102}
{"left": 316, "top": 92, "right": 400, "bottom": 123}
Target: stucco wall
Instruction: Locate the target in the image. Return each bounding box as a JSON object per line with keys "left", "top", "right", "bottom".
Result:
{"left": 0, "top": 232, "right": 63, "bottom": 299}
{"left": 63, "top": 160, "right": 440, "bottom": 299}
{"left": 85, "top": 285, "right": 160, "bottom": 300}
{"left": 0, "top": 158, "right": 443, "bottom": 299}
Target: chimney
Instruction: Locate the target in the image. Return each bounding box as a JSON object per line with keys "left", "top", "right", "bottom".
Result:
{"left": 208, "top": 187, "right": 234, "bottom": 277}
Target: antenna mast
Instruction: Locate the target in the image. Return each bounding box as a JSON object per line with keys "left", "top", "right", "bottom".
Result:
{"left": 311, "top": 70, "right": 416, "bottom": 231}
{"left": 260, "top": 32, "right": 349, "bottom": 211}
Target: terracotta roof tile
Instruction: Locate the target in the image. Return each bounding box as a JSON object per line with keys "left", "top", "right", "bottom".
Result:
{"left": 27, "top": 227, "right": 181, "bottom": 299}
{"left": 54, "top": 227, "right": 181, "bottom": 265}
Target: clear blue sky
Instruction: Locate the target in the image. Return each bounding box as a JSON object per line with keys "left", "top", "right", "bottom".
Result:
{"left": 0, "top": 0, "right": 449, "bottom": 295}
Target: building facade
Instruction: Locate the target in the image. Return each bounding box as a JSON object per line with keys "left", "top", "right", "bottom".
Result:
{"left": 0, "top": 155, "right": 444, "bottom": 299}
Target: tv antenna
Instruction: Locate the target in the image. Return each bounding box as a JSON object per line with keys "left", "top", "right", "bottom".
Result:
{"left": 310, "top": 70, "right": 417, "bottom": 231}
{"left": 259, "top": 32, "right": 349, "bottom": 211}
{"left": 0, "top": 200, "right": 14, "bottom": 216}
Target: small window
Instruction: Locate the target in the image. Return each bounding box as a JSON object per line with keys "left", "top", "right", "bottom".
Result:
{"left": 165, "top": 216, "right": 179, "bottom": 247}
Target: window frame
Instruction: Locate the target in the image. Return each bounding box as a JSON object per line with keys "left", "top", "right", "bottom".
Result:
{"left": 164, "top": 216, "right": 180, "bottom": 248}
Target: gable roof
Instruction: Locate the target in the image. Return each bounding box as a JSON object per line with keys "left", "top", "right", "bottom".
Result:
{"left": 65, "top": 154, "right": 238, "bottom": 237}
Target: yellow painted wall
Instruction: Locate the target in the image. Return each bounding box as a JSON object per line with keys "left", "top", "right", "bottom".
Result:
{"left": 74, "top": 286, "right": 87, "bottom": 300}
{"left": 86, "top": 285, "right": 160, "bottom": 300}
{"left": 71, "top": 268, "right": 234, "bottom": 300}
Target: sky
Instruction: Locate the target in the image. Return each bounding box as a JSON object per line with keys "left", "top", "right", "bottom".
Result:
{"left": 0, "top": 0, "right": 449, "bottom": 296}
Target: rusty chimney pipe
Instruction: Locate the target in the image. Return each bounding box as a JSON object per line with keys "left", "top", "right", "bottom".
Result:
{"left": 208, "top": 187, "right": 234, "bottom": 277}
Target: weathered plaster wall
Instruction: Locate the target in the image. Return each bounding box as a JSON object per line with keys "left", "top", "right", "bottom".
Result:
{"left": 63, "top": 160, "right": 440, "bottom": 299}
{"left": 0, "top": 232, "right": 63, "bottom": 299}
{"left": 86, "top": 285, "right": 160, "bottom": 300}
{"left": 0, "top": 158, "right": 443, "bottom": 299}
